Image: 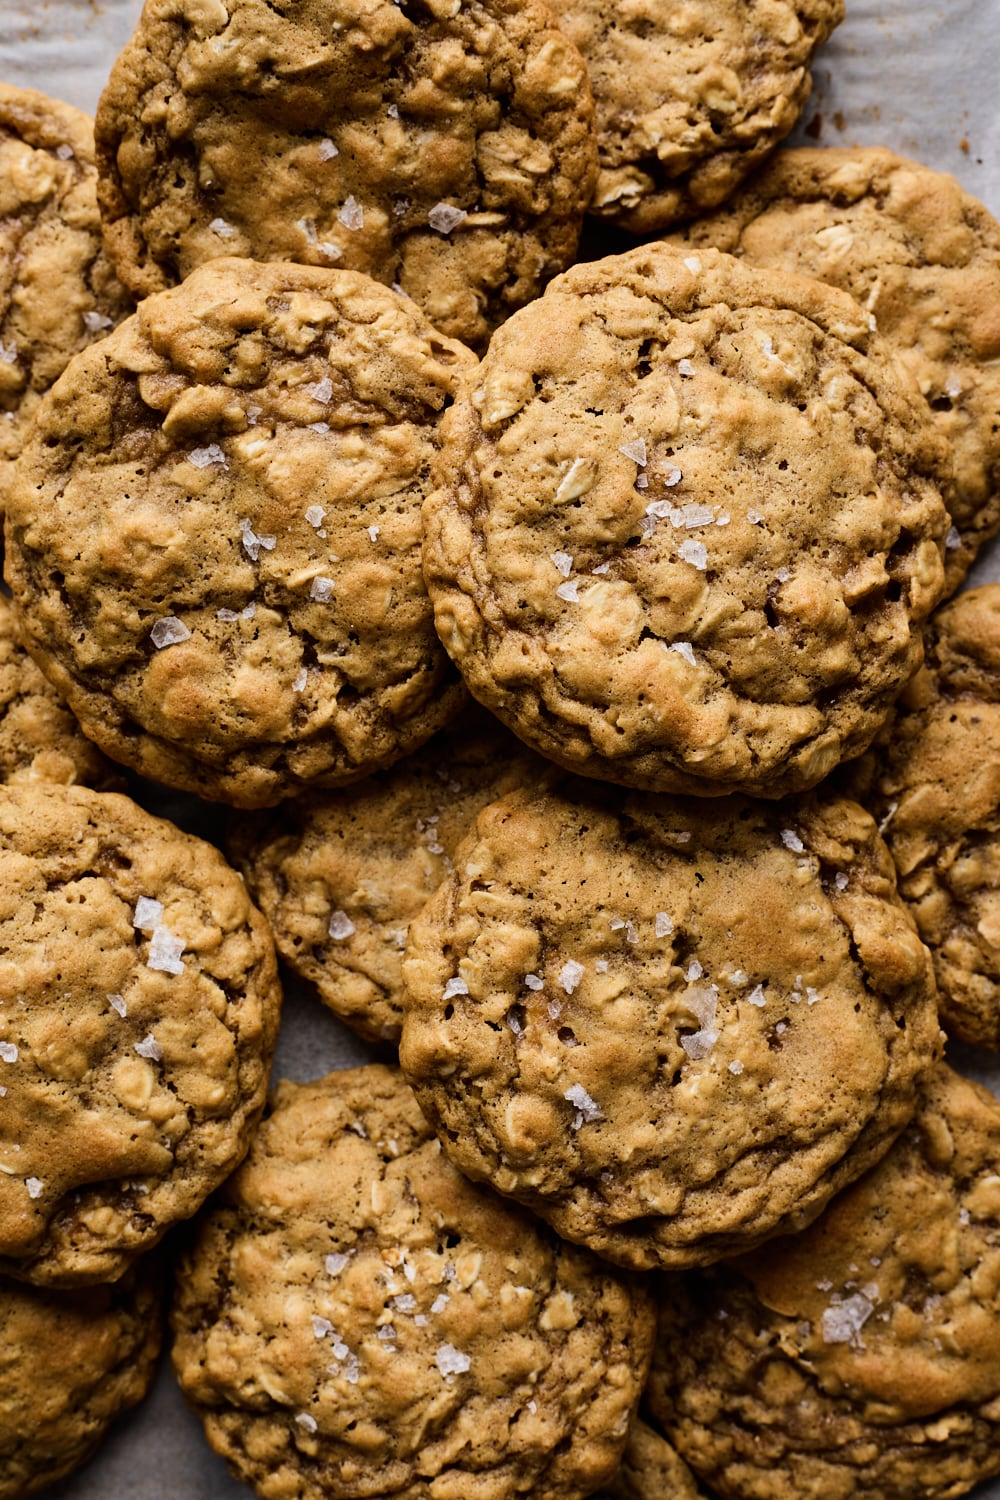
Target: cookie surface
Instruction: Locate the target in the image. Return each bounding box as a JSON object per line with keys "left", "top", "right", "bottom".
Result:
{"left": 96, "top": 0, "right": 596, "bottom": 350}
{"left": 0, "top": 83, "right": 129, "bottom": 510}
{"left": 0, "top": 593, "right": 118, "bottom": 791}
{"left": 548, "top": 0, "right": 842, "bottom": 232}
{"left": 647, "top": 1064, "right": 1000, "bottom": 1500}
{"left": 229, "top": 708, "right": 540, "bottom": 1044}
{"left": 400, "top": 778, "right": 941, "bottom": 1270}
{"left": 423, "top": 244, "right": 949, "bottom": 797}
{"left": 673, "top": 147, "right": 1000, "bottom": 591}
{"left": 860, "top": 585, "right": 1000, "bottom": 1049}
{"left": 6, "top": 258, "right": 471, "bottom": 808}
{"left": 0, "top": 782, "right": 281, "bottom": 1285}
{"left": 595, "top": 1418, "right": 706, "bottom": 1500}
{"left": 171, "top": 1064, "right": 654, "bottom": 1500}
{"left": 0, "top": 1264, "right": 161, "bottom": 1498}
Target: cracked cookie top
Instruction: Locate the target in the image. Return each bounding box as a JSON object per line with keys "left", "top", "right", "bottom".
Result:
{"left": 171, "top": 1064, "right": 654, "bottom": 1500}
{"left": 861, "top": 585, "right": 1000, "bottom": 1049}
{"left": 400, "top": 777, "right": 941, "bottom": 1270}
{"left": 0, "top": 782, "right": 280, "bottom": 1285}
{"left": 0, "top": 82, "right": 129, "bottom": 510}
{"left": 648, "top": 1064, "right": 1000, "bottom": 1500}
{"left": 228, "top": 707, "right": 541, "bottom": 1044}
{"left": 673, "top": 147, "right": 1000, "bottom": 592}
{"left": 6, "top": 258, "right": 471, "bottom": 808}
{"left": 95, "top": 0, "right": 597, "bottom": 350}
{"left": 547, "top": 0, "right": 842, "bottom": 232}
{"left": 422, "top": 244, "right": 950, "bottom": 798}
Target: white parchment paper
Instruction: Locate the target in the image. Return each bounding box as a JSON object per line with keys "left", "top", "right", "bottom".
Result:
{"left": 0, "top": 1, "right": 997, "bottom": 1495}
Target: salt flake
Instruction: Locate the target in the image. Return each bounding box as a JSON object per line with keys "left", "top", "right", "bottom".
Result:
{"left": 134, "top": 1033, "right": 164, "bottom": 1062}
{"left": 293, "top": 668, "right": 308, "bottom": 692}
{"left": 134, "top": 896, "right": 164, "bottom": 931}
{"left": 318, "top": 138, "right": 339, "bottom": 160}
{"left": 428, "top": 203, "right": 468, "bottom": 235}
{"left": 781, "top": 829, "right": 805, "bottom": 854}
{"left": 311, "top": 1316, "right": 333, "bottom": 1338}
{"left": 326, "top": 1251, "right": 352, "bottom": 1275}
{"left": 523, "top": 973, "right": 543, "bottom": 991}
{"left": 558, "top": 960, "right": 584, "bottom": 995}
{"left": 188, "top": 444, "right": 227, "bottom": 469}
{"left": 655, "top": 912, "right": 673, "bottom": 938}
{"left": 150, "top": 617, "right": 191, "bottom": 650}
{"left": 296, "top": 1412, "right": 318, "bottom": 1433}
{"left": 678, "top": 358, "right": 695, "bottom": 376}
{"left": 82, "top": 310, "right": 113, "bottom": 333}
{"left": 821, "top": 1293, "right": 874, "bottom": 1346}
{"left": 436, "top": 1343, "right": 471, "bottom": 1377}
{"left": 669, "top": 641, "right": 697, "bottom": 667}
{"left": 564, "top": 1083, "right": 603, "bottom": 1126}
{"left": 108, "top": 993, "right": 127, "bottom": 1017}
{"left": 25, "top": 1177, "right": 43, "bottom": 1199}
{"left": 678, "top": 539, "right": 707, "bottom": 570}
{"left": 310, "top": 576, "right": 335, "bottom": 602}
{"left": 550, "top": 551, "right": 573, "bottom": 577}
{"left": 305, "top": 378, "right": 333, "bottom": 404}
{"left": 556, "top": 579, "right": 579, "bottom": 603}
{"left": 240, "top": 517, "right": 277, "bottom": 562}
{"left": 339, "top": 196, "right": 364, "bottom": 230}
{"left": 209, "top": 217, "right": 235, "bottom": 238}
{"left": 619, "top": 438, "right": 647, "bottom": 466}
{"left": 305, "top": 505, "right": 326, "bottom": 528}
{"left": 329, "top": 911, "right": 356, "bottom": 941}
{"left": 681, "top": 1028, "right": 719, "bottom": 1060}
{"left": 0, "top": 1043, "right": 17, "bottom": 1063}
{"left": 442, "top": 975, "right": 469, "bottom": 1001}
{"left": 747, "top": 984, "right": 766, "bottom": 1007}
{"left": 147, "top": 926, "right": 185, "bottom": 975}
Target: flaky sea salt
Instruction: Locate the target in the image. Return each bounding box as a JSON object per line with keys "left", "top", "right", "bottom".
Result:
{"left": 436, "top": 1343, "right": 471, "bottom": 1376}
{"left": 306, "top": 378, "right": 333, "bottom": 404}
{"left": 550, "top": 551, "right": 573, "bottom": 577}
{"left": 108, "top": 994, "right": 127, "bottom": 1017}
{"left": 82, "top": 310, "right": 113, "bottom": 333}
{"left": 523, "top": 973, "right": 543, "bottom": 991}
{"left": 134, "top": 896, "right": 164, "bottom": 931}
{"left": 669, "top": 641, "right": 697, "bottom": 667}
{"left": 428, "top": 202, "right": 468, "bottom": 235}
{"left": 209, "top": 217, "right": 235, "bottom": 238}
{"left": 25, "top": 1177, "right": 43, "bottom": 1199}
{"left": 431, "top": 1293, "right": 450, "bottom": 1314}
{"left": 150, "top": 617, "right": 191, "bottom": 649}
{"left": 834, "top": 872, "right": 849, "bottom": 890}
{"left": 655, "top": 912, "right": 673, "bottom": 938}
{"left": 305, "top": 505, "right": 326, "bottom": 528}
{"left": 564, "top": 1083, "right": 603, "bottom": 1126}
{"left": 678, "top": 539, "right": 707, "bottom": 570}
{"left": 310, "top": 577, "right": 335, "bottom": 602}
{"left": 684, "top": 257, "right": 701, "bottom": 274}
{"left": 147, "top": 927, "right": 185, "bottom": 975}
{"left": 217, "top": 608, "right": 239, "bottom": 622}
{"left": 678, "top": 358, "right": 695, "bottom": 376}
{"left": 680, "top": 1028, "right": 719, "bottom": 1060}
{"left": 134, "top": 1033, "right": 164, "bottom": 1063}
{"left": 388, "top": 103, "right": 399, "bottom": 119}
{"left": 296, "top": 1412, "right": 318, "bottom": 1433}
{"left": 662, "top": 465, "right": 683, "bottom": 488}
{"left": 312, "top": 1316, "right": 333, "bottom": 1338}
{"left": 821, "top": 1292, "right": 874, "bottom": 1345}
{"left": 442, "top": 975, "right": 469, "bottom": 1001}
{"left": 619, "top": 438, "right": 647, "bottom": 465}
{"left": 556, "top": 579, "right": 579, "bottom": 602}
{"left": 326, "top": 1251, "right": 352, "bottom": 1275}
{"left": 318, "top": 138, "right": 339, "bottom": 159}
{"left": 946, "top": 525, "right": 961, "bottom": 551}
{"left": 240, "top": 517, "right": 277, "bottom": 562}
{"left": 685, "top": 959, "right": 703, "bottom": 982}
{"left": 367, "top": 525, "right": 380, "bottom": 542}
{"left": 0, "top": 1043, "right": 17, "bottom": 1063}
{"left": 746, "top": 984, "right": 766, "bottom": 1007}
{"left": 781, "top": 829, "right": 805, "bottom": 854}
{"left": 293, "top": 668, "right": 308, "bottom": 692}
{"left": 329, "top": 911, "right": 356, "bottom": 941}
{"left": 559, "top": 960, "right": 584, "bottom": 995}
{"left": 339, "top": 196, "right": 364, "bottom": 230}
{"left": 188, "top": 444, "right": 226, "bottom": 468}
{"left": 728, "top": 1059, "right": 744, "bottom": 1076}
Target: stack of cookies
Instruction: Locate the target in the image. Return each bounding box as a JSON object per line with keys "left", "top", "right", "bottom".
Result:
{"left": 1, "top": 0, "right": 999, "bottom": 1496}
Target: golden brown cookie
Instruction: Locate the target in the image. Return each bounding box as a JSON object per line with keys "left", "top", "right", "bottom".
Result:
{"left": 95, "top": 0, "right": 597, "bottom": 350}
{"left": 423, "top": 243, "right": 950, "bottom": 798}
{"left": 6, "top": 258, "right": 471, "bottom": 809}
{"left": 0, "top": 83, "right": 129, "bottom": 511}
{"left": 228, "top": 708, "right": 540, "bottom": 1044}
{"left": 673, "top": 147, "right": 1000, "bottom": 592}
{"left": 171, "top": 1064, "right": 655, "bottom": 1500}
{"left": 0, "top": 782, "right": 281, "bottom": 1286}
{"left": 400, "top": 777, "right": 941, "bottom": 1270}
{"left": 595, "top": 1417, "right": 707, "bottom": 1500}
{"left": 0, "top": 1264, "right": 162, "bottom": 1499}
{"left": 548, "top": 0, "right": 842, "bottom": 232}
{"left": 647, "top": 1064, "right": 1000, "bottom": 1500}
{"left": 0, "top": 593, "right": 119, "bottom": 790}
{"left": 859, "top": 585, "right": 1000, "bottom": 1049}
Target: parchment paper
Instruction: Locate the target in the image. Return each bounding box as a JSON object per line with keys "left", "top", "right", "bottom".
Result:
{"left": 0, "top": 1, "right": 997, "bottom": 1495}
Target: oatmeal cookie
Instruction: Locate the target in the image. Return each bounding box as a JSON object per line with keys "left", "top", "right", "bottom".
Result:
{"left": 0, "top": 782, "right": 281, "bottom": 1285}
{"left": 400, "top": 778, "right": 941, "bottom": 1270}
{"left": 95, "top": 0, "right": 597, "bottom": 350}
{"left": 423, "top": 244, "right": 949, "bottom": 797}
{"left": 0, "top": 1264, "right": 161, "bottom": 1498}
{"left": 673, "top": 147, "right": 1000, "bottom": 592}
{"left": 171, "top": 1064, "right": 654, "bottom": 1500}
{"left": 647, "top": 1064, "right": 1000, "bottom": 1500}
{"left": 548, "top": 0, "right": 842, "bottom": 232}
{"left": 229, "top": 708, "right": 540, "bottom": 1044}
{"left": 860, "top": 585, "right": 1000, "bottom": 1049}
{"left": 0, "top": 82, "right": 129, "bottom": 511}
{"left": 595, "top": 1417, "right": 707, "bottom": 1499}
{"left": 6, "top": 258, "right": 471, "bottom": 808}
{"left": 0, "top": 593, "right": 118, "bottom": 790}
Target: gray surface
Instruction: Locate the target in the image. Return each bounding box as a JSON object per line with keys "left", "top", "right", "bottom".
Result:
{"left": 1, "top": 0, "right": 999, "bottom": 1495}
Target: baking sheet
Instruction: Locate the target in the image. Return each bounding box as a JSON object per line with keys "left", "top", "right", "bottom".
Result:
{"left": 0, "top": 0, "right": 997, "bottom": 1495}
